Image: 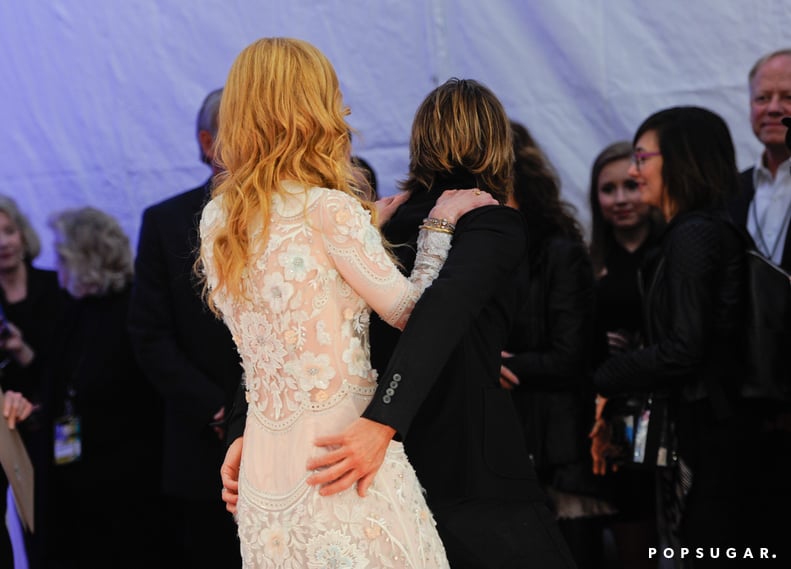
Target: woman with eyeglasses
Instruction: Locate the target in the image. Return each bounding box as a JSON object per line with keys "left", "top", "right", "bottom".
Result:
{"left": 587, "top": 141, "right": 663, "bottom": 569}
{"left": 593, "top": 107, "right": 766, "bottom": 566}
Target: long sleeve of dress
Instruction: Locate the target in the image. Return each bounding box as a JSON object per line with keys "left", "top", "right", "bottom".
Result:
{"left": 316, "top": 190, "right": 452, "bottom": 329}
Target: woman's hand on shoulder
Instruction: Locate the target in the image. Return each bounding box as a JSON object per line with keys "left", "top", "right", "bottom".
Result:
{"left": 374, "top": 191, "right": 410, "bottom": 227}
{"left": 429, "top": 188, "right": 498, "bottom": 225}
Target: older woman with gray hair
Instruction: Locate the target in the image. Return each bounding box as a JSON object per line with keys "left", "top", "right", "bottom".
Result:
{"left": 42, "top": 206, "right": 166, "bottom": 568}
{"left": 49, "top": 206, "right": 134, "bottom": 298}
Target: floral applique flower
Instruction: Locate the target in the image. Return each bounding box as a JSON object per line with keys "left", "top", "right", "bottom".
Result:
{"left": 284, "top": 352, "right": 335, "bottom": 392}
{"left": 238, "top": 312, "right": 287, "bottom": 375}
{"left": 259, "top": 525, "right": 291, "bottom": 566}
{"left": 279, "top": 243, "right": 316, "bottom": 281}
{"left": 306, "top": 530, "right": 367, "bottom": 569}
{"left": 263, "top": 271, "right": 295, "bottom": 312}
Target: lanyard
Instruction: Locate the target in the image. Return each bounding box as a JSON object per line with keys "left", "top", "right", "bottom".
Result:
{"left": 749, "top": 197, "right": 791, "bottom": 260}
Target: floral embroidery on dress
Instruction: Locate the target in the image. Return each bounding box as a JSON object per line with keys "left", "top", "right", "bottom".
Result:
{"left": 199, "top": 183, "right": 451, "bottom": 568}
{"left": 236, "top": 445, "right": 449, "bottom": 569}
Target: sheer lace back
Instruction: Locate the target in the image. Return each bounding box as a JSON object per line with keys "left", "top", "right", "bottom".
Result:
{"left": 200, "top": 181, "right": 445, "bottom": 429}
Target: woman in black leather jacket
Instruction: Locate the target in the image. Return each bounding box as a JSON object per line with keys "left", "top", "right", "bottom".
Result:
{"left": 593, "top": 107, "right": 768, "bottom": 566}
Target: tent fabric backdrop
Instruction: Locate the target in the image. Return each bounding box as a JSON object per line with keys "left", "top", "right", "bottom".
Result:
{"left": 1, "top": 1, "right": 790, "bottom": 269}
{"left": 1, "top": 2, "right": 790, "bottom": 568}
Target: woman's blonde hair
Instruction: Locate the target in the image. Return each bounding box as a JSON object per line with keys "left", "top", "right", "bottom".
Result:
{"left": 401, "top": 78, "right": 513, "bottom": 204}
{"left": 206, "top": 37, "right": 374, "bottom": 307}
{"left": 49, "top": 206, "right": 133, "bottom": 298}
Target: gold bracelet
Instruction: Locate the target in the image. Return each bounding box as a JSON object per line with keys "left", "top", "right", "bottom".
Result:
{"left": 420, "top": 217, "right": 455, "bottom": 233}
{"left": 419, "top": 225, "right": 454, "bottom": 235}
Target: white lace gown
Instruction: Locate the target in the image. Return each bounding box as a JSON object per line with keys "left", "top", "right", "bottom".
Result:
{"left": 200, "top": 181, "right": 451, "bottom": 569}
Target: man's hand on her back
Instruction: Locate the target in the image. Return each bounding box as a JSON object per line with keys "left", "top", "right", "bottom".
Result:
{"left": 306, "top": 417, "right": 396, "bottom": 498}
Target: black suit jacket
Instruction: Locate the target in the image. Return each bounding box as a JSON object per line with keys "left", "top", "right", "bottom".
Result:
{"left": 728, "top": 167, "right": 791, "bottom": 272}
{"left": 363, "top": 185, "right": 544, "bottom": 507}
{"left": 128, "top": 180, "right": 242, "bottom": 500}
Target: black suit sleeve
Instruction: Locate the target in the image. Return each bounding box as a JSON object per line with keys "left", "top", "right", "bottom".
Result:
{"left": 362, "top": 206, "right": 526, "bottom": 439}
{"left": 128, "top": 205, "right": 225, "bottom": 427}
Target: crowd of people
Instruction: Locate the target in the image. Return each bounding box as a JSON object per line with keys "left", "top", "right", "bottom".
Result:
{"left": 0, "top": 39, "right": 789, "bottom": 569}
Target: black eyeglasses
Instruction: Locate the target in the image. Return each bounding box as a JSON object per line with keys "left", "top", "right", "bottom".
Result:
{"left": 631, "top": 151, "right": 661, "bottom": 171}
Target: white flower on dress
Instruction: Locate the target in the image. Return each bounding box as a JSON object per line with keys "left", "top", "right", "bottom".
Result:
{"left": 284, "top": 352, "right": 335, "bottom": 392}
{"left": 306, "top": 529, "right": 367, "bottom": 569}
{"left": 279, "top": 243, "right": 316, "bottom": 282}
{"left": 342, "top": 337, "right": 371, "bottom": 377}
{"left": 262, "top": 272, "right": 295, "bottom": 313}
{"left": 259, "top": 525, "right": 291, "bottom": 566}
{"left": 238, "top": 312, "right": 287, "bottom": 374}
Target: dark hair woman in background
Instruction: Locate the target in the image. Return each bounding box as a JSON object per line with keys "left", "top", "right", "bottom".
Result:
{"left": 500, "top": 121, "right": 606, "bottom": 568}
{"left": 593, "top": 107, "right": 774, "bottom": 566}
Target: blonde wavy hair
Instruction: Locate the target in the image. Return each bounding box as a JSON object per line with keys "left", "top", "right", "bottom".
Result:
{"left": 205, "top": 37, "right": 376, "bottom": 308}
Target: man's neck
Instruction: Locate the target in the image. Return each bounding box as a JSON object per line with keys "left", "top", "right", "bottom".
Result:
{"left": 762, "top": 146, "right": 791, "bottom": 178}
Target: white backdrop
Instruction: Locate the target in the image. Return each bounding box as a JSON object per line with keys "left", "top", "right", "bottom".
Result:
{"left": 2, "top": 0, "right": 791, "bottom": 270}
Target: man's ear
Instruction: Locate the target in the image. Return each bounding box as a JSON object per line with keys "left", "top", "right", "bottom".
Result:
{"left": 198, "top": 129, "right": 215, "bottom": 160}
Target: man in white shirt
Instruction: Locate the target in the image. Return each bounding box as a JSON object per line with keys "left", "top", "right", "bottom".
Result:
{"left": 730, "top": 48, "right": 791, "bottom": 272}
{"left": 727, "top": 47, "right": 791, "bottom": 567}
